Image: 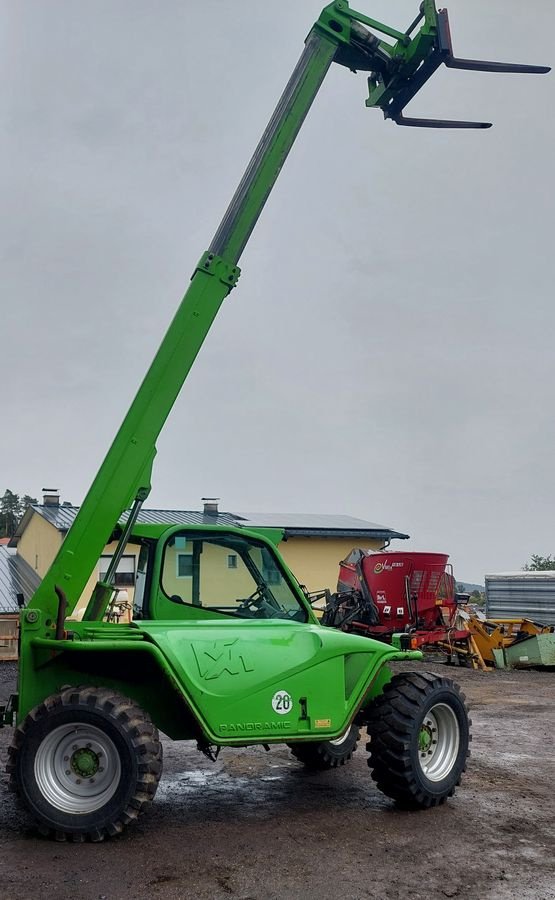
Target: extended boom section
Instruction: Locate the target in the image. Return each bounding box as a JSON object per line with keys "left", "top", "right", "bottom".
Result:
{"left": 24, "top": 1, "right": 548, "bottom": 626}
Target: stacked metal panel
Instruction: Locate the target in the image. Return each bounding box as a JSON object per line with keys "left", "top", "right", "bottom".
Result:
{"left": 485, "top": 572, "right": 555, "bottom": 624}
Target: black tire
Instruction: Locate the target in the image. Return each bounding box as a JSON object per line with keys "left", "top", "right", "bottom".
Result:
{"left": 7, "top": 686, "right": 162, "bottom": 841}
{"left": 366, "top": 672, "right": 470, "bottom": 808}
{"left": 288, "top": 724, "right": 360, "bottom": 770}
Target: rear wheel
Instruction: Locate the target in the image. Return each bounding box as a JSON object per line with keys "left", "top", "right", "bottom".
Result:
{"left": 366, "top": 672, "right": 470, "bottom": 808}
{"left": 288, "top": 724, "right": 360, "bottom": 770}
{"left": 7, "top": 686, "right": 162, "bottom": 841}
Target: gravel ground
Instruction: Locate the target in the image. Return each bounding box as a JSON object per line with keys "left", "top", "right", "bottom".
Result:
{"left": 0, "top": 661, "right": 553, "bottom": 900}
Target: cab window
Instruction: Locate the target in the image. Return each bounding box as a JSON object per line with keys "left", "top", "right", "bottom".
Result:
{"left": 160, "top": 532, "right": 307, "bottom": 622}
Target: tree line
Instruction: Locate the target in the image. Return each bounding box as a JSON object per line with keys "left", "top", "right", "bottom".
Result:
{"left": 523, "top": 554, "right": 555, "bottom": 571}
{"left": 0, "top": 490, "right": 38, "bottom": 539}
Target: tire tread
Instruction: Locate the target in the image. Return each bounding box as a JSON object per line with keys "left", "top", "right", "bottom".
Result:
{"left": 288, "top": 725, "right": 360, "bottom": 770}
{"left": 7, "top": 686, "right": 162, "bottom": 841}
{"left": 366, "top": 672, "right": 470, "bottom": 809}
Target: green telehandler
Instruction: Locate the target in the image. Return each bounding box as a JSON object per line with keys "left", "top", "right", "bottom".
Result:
{"left": 2, "top": 2, "right": 548, "bottom": 841}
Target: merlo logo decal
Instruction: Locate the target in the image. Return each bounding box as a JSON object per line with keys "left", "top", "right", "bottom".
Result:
{"left": 192, "top": 639, "right": 254, "bottom": 681}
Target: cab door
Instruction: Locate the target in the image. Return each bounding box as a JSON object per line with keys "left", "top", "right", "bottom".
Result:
{"left": 142, "top": 528, "right": 378, "bottom": 743}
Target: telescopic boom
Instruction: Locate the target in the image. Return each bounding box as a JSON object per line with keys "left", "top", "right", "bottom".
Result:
{"left": 28, "top": 1, "right": 548, "bottom": 623}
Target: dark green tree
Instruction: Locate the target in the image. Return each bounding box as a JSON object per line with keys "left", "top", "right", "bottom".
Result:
{"left": 0, "top": 489, "right": 22, "bottom": 538}
{"left": 523, "top": 554, "right": 555, "bottom": 571}
{"left": 21, "top": 494, "right": 38, "bottom": 512}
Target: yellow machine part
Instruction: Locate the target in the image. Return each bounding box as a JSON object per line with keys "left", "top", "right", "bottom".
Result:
{"left": 467, "top": 616, "right": 552, "bottom": 666}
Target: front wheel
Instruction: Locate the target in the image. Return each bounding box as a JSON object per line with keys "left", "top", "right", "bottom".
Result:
{"left": 366, "top": 672, "right": 470, "bottom": 808}
{"left": 287, "top": 724, "right": 360, "bottom": 770}
{"left": 7, "top": 686, "right": 162, "bottom": 841}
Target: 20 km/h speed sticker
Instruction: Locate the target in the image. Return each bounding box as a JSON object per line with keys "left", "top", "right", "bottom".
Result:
{"left": 272, "top": 690, "right": 293, "bottom": 715}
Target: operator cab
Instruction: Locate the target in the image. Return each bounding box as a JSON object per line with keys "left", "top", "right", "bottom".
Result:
{"left": 145, "top": 531, "right": 309, "bottom": 622}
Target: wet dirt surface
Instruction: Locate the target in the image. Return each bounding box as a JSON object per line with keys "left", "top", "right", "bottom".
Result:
{"left": 0, "top": 661, "right": 553, "bottom": 900}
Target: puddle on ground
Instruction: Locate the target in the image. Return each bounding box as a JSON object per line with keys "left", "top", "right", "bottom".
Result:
{"left": 157, "top": 768, "right": 290, "bottom": 798}
{"left": 159, "top": 769, "right": 220, "bottom": 788}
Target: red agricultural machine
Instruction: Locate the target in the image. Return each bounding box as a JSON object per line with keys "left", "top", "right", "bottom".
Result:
{"left": 319, "top": 549, "right": 555, "bottom": 669}
{"left": 321, "top": 550, "right": 471, "bottom": 653}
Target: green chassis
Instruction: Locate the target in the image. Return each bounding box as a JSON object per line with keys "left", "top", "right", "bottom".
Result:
{"left": 2, "top": 0, "right": 547, "bottom": 838}
{"left": 13, "top": 523, "right": 422, "bottom": 743}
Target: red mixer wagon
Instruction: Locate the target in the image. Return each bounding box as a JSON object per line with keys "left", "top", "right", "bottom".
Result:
{"left": 322, "top": 550, "right": 471, "bottom": 652}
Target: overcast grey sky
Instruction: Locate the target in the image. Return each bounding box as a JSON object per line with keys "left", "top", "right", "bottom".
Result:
{"left": 1, "top": 1, "right": 553, "bottom": 584}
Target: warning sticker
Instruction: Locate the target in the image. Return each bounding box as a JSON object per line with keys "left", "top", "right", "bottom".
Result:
{"left": 315, "top": 719, "right": 331, "bottom": 728}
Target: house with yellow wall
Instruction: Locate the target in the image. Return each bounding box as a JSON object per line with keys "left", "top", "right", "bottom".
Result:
{"left": 10, "top": 493, "right": 409, "bottom": 619}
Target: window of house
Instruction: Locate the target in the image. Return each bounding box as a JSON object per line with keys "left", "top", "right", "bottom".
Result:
{"left": 177, "top": 553, "right": 193, "bottom": 578}
{"left": 99, "top": 554, "right": 136, "bottom": 588}
{"left": 227, "top": 554, "right": 237, "bottom": 569}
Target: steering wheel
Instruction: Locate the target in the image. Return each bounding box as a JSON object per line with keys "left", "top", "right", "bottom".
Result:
{"left": 236, "top": 587, "right": 268, "bottom": 611}
{"left": 235, "top": 586, "right": 282, "bottom": 617}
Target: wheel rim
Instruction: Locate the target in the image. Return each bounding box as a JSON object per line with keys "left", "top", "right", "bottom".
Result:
{"left": 34, "top": 723, "right": 122, "bottom": 814}
{"left": 417, "top": 703, "right": 460, "bottom": 783}
{"left": 329, "top": 726, "right": 353, "bottom": 747}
